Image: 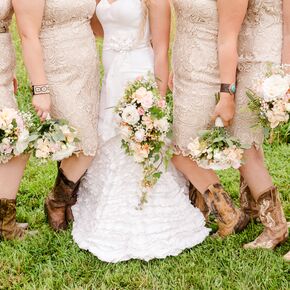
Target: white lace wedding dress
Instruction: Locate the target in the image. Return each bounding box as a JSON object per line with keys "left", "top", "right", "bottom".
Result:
{"left": 72, "top": 0, "right": 210, "bottom": 263}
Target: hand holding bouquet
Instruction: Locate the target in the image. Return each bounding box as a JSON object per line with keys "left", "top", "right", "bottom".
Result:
{"left": 33, "top": 118, "right": 79, "bottom": 162}
{"left": 116, "top": 74, "right": 172, "bottom": 205}
{"left": 0, "top": 108, "right": 34, "bottom": 163}
{"left": 247, "top": 65, "right": 290, "bottom": 130}
{"left": 187, "top": 117, "right": 247, "bottom": 170}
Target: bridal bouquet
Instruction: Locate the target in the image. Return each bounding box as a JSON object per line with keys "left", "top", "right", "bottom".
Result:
{"left": 116, "top": 75, "right": 172, "bottom": 205}
{"left": 0, "top": 108, "right": 34, "bottom": 163}
{"left": 187, "top": 118, "right": 247, "bottom": 170}
{"left": 247, "top": 65, "right": 290, "bottom": 130}
{"left": 33, "top": 118, "right": 79, "bottom": 162}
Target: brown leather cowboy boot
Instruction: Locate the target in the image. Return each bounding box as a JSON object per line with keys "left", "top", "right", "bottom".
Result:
{"left": 189, "top": 183, "right": 210, "bottom": 221}
{"left": 65, "top": 178, "right": 82, "bottom": 223}
{"left": 53, "top": 162, "right": 80, "bottom": 224}
{"left": 284, "top": 251, "right": 290, "bottom": 262}
{"left": 204, "top": 184, "right": 250, "bottom": 238}
{"left": 243, "top": 186, "right": 288, "bottom": 250}
{"left": 0, "top": 199, "right": 27, "bottom": 240}
{"left": 240, "top": 176, "right": 259, "bottom": 220}
{"left": 44, "top": 167, "right": 79, "bottom": 231}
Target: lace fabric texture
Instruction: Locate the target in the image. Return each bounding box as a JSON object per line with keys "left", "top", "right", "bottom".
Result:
{"left": 0, "top": 0, "right": 17, "bottom": 110}
{"left": 40, "top": 0, "right": 100, "bottom": 156}
{"left": 172, "top": 0, "right": 282, "bottom": 153}
{"left": 72, "top": 0, "right": 210, "bottom": 263}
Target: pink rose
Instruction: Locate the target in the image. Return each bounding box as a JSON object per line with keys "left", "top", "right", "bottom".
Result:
{"left": 140, "top": 92, "right": 154, "bottom": 109}
{"left": 135, "top": 87, "right": 148, "bottom": 103}
{"left": 138, "top": 107, "right": 145, "bottom": 116}
{"left": 157, "top": 99, "right": 166, "bottom": 109}
{"left": 142, "top": 116, "right": 153, "bottom": 130}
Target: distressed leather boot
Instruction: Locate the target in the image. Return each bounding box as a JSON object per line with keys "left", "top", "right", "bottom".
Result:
{"left": 240, "top": 177, "right": 259, "bottom": 220}
{"left": 283, "top": 251, "right": 290, "bottom": 262}
{"left": 44, "top": 168, "right": 79, "bottom": 231}
{"left": 243, "top": 186, "right": 288, "bottom": 250}
{"left": 189, "top": 183, "right": 210, "bottom": 222}
{"left": 204, "top": 184, "right": 250, "bottom": 238}
{"left": 65, "top": 178, "right": 82, "bottom": 223}
{"left": 0, "top": 199, "right": 27, "bottom": 240}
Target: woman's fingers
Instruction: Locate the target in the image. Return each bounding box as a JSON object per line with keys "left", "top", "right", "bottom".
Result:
{"left": 41, "top": 111, "right": 48, "bottom": 121}
{"left": 222, "top": 120, "right": 230, "bottom": 127}
{"left": 36, "top": 109, "right": 43, "bottom": 117}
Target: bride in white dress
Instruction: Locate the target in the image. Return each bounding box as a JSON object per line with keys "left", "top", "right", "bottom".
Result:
{"left": 72, "top": 0, "right": 210, "bottom": 263}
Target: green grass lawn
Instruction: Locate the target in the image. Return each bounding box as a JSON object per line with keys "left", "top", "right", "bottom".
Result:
{"left": 0, "top": 23, "right": 289, "bottom": 290}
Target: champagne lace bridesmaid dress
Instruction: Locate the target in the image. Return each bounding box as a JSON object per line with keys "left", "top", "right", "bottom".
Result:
{"left": 172, "top": 0, "right": 219, "bottom": 155}
{"left": 40, "top": 0, "right": 99, "bottom": 156}
{"left": 172, "top": 0, "right": 282, "bottom": 153}
{"left": 0, "top": 0, "right": 17, "bottom": 110}
{"left": 234, "top": 0, "right": 283, "bottom": 147}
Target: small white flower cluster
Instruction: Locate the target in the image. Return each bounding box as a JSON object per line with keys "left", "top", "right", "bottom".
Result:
{"left": 250, "top": 68, "right": 290, "bottom": 129}
{"left": 34, "top": 123, "right": 79, "bottom": 162}
{"left": 188, "top": 130, "right": 245, "bottom": 171}
{"left": 0, "top": 108, "right": 31, "bottom": 163}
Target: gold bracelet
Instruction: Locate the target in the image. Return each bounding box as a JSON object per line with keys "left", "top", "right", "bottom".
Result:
{"left": 32, "top": 84, "right": 50, "bottom": 95}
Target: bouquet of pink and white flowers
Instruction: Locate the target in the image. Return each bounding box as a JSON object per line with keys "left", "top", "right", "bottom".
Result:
{"left": 33, "top": 118, "right": 79, "bottom": 162}
{"left": 0, "top": 108, "right": 35, "bottom": 163}
{"left": 187, "top": 118, "right": 247, "bottom": 170}
{"left": 116, "top": 75, "right": 172, "bottom": 205}
{"left": 247, "top": 65, "right": 290, "bottom": 130}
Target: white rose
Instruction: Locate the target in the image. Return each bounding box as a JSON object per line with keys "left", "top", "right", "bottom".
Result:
{"left": 135, "top": 129, "right": 145, "bottom": 142}
{"left": 121, "top": 105, "right": 140, "bottom": 125}
{"left": 135, "top": 87, "right": 148, "bottom": 102}
{"left": 154, "top": 118, "right": 169, "bottom": 132}
{"left": 197, "top": 159, "right": 211, "bottom": 170}
{"left": 15, "top": 130, "right": 30, "bottom": 155}
{"left": 52, "top": 144, "right": 76, "bottom": 161}
{"left": 188, "top": 138, "right": 202, "bottom": 157}
{"left": 285, "top": 102, "right": 290, "bottom": 112}
{"left": 35, "top": 149, "right": 49, "bottom": 159}
{"left": 120, "top": 125, "right": 132, "bottom": 140}
{"left": 140, "top": 92, "right": 154, "bottom": 109}
{"left": 262, "top": 75, "right": 289, "bottom": 101}
{"left": 133, "top": 149, "right": 149, "bottom": 163}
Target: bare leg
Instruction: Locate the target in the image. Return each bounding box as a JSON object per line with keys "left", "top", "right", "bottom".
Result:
{"left": 0, "top": 155, "right": 30, "bottom": 240}
{"left": 60, "top": 153, "right": 94, "bottom": 182}
{"left": 45, "top": 152, "right": 95, "bottom": 231}
{"left": 239, "top": 146, "right": 273, "bottom": 199}
{"left": 0, "top": 155, "right": 29, "bottom": 199}
{"left": 172, "top": 155, "right": 219, "bottom": 193}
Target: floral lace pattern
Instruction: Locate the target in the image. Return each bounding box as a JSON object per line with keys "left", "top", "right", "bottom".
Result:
{"left": 172, "top": 0, "right": 219, "bottom": 155}
{"left": 232, "top": 0, "right": 283, "bottom": 147}
{"left": 0, "top": 0, "right": 17, "bottom": 110}
{"left": 40, "top": 0, "right": 99, "bottom": 156}
{"left": 172, "top": 0, "right": 282, "bottom": 154}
